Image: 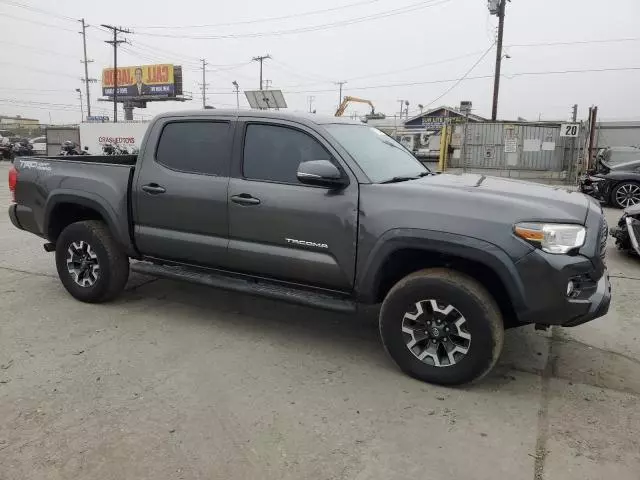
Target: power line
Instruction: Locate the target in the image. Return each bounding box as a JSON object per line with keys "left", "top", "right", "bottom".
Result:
{"left": 347, "top": 49, "right": 487, "bottom": 82}
{"left": 131, "top": 0, "right": 382, "bottom": 29}
{"left": 508, "top": 37, "right": 640, "bottom": 48}
{"left": 0, "top": 61, "right": 82, "bottom": 79}
{"left": 281, "top": 65, "right": 640, "bottom": 94}
{"left": 0, "top": 0, "right": 76, "bottom": 22}
{"left": 424, "top": 43, "right": 495, "bottom": 109}
{"left": 133, "top": 0, "right": 451, "bottom": 39}
{"left": 0, "top": 40, "right": 78, "bottom": 59}
{"left": 0, "top": 11, "right": 79, "bottom": 33}
{"left": 0, "top": 87, "right": 76, "bottom": 92}
{"left": 272, "top": 49, "right": 489, "bottom": 90}
{"left": 270, "top": 59, "right": 332, "bottom": 83}
{"left": 129, "top": 38, "right": 203, "bottom": 64}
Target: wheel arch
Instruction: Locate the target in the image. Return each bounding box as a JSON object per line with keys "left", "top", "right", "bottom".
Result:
{"left": 45, "top": 192, "right": 130, "bottom": 252}
{"left": 356, "top": 229, "right": 526, "bottom": 326}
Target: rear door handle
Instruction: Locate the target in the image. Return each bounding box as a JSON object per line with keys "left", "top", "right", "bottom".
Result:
{"left": 231, "top": 194, "right": 261, "bottom": 205}
{"left": 141, "top": 183, "right": 166, "bottom": 194}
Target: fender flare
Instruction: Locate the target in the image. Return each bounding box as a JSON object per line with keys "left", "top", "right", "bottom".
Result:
{"left": 44, "top": 190, "right": 132, "bottom": 253}
{"left": 355, "top": 228, "right": 526, "bottom": 309}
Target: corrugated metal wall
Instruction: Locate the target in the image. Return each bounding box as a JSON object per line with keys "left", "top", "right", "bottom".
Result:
{"left": 596, "top": 122, "right": 640, "bottom": 148}
{"left": 450, "top": 122, "right": 577, "bottom": 172}
{"left": 45, "top": 127, "right": 80, "bottom": 156}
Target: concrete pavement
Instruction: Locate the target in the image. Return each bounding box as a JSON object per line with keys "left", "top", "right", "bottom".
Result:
{"left": 0, "top": 162, "right": 638, "bottom": 479}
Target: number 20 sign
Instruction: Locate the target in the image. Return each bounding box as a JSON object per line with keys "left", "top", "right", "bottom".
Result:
{"left": 560, "top": 123, "right": 580, "bottom": 137}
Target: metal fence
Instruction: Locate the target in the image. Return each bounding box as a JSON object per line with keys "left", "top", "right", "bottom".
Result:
{"left": 449, "top": 122, "right": 585, "bottom": 177}
{"left": 45, "top": 126, "right": 80, "bottom": 156}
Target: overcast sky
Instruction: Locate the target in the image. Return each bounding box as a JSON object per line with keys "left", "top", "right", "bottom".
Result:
{"left": 1, "top": 0, "right": 639, "bottom": 124}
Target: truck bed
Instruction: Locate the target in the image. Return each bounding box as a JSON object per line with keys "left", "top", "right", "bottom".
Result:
{"left": 11, "top": 155, "right": 136, "bottom": 253}
{"left": 28, "top": 154, "right": 138, "bottom": 165}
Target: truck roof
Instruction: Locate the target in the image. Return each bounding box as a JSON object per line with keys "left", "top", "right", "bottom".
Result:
{"left": 153, "top": 109, "right": 363, "bottom": 126}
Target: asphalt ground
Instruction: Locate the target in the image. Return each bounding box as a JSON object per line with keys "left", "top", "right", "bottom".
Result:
{"left": 0, "top": 162, "right": 638, "bottom": 479}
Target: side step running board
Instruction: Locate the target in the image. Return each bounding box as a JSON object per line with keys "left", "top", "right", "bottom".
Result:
{"left": 131, "top": 262, "right": 357, "bottom": 313}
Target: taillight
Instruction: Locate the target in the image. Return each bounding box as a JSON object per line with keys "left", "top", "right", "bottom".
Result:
{"left": 8, "top": 165, "right": 17, "bottom": 203}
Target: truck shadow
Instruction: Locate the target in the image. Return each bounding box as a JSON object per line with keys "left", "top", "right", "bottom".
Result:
{"left": 121, "top": 275, "right": 555, "bottom": 387}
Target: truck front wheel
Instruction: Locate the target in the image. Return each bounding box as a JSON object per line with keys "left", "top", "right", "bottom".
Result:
{"left": 55, "top": 220, "right": 129, "bottom": 303}
{"left": 379, "top": 268, "right": 504, "bottom": 385}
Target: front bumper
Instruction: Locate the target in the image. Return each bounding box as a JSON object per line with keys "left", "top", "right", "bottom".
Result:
{"left": 513, "top": 204, "right": 610, "bottom": 328}
{"left": 515, "top": 250, "right": 611, "bottom": 327}
{"left": 562, "top": 272, "right": 611, "bottom": 327}
{"left": 579, "top": 176, "right": 607, "bottom": 201}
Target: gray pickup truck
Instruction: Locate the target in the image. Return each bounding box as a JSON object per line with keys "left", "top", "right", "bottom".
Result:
{"left": 8, "top": 110, "right": 611, "bottom": 385}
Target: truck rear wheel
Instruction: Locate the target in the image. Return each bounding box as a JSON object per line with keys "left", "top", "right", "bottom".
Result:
{"left": 55, "top": 220, "right": 129, "bottom": 303}
{"left": 379, "top": 268, "right": 504, "bottom": 385}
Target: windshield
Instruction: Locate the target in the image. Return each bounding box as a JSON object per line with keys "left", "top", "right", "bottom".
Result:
{"left": 325, "top": 124, "right": 428, "bottom": 183}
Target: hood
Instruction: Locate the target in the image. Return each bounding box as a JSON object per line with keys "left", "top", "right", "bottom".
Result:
{"left": 395, "top": 172, "right": 590, "bottom": 223}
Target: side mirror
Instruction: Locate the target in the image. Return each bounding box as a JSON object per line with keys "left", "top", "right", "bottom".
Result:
{"left": 297, "top": 160, "right": 347, "bottom": 188}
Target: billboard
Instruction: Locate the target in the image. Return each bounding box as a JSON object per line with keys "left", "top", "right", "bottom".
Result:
{"left": 102, "top": 64, "right": 177, "bottom": 99}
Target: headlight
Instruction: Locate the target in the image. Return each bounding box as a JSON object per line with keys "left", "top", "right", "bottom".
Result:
{"left": 588, "top": 176, "right": 606, "bottom": 182}
{"left": 514, "top": 222, "right": 586, "bottom": 254}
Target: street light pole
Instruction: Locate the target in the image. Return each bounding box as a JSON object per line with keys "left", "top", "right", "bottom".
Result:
{"left": 75, "top": 88, "right": 84, "bottom": 122}
{"left": 232, "top": 81, "right": 240, "bottom": 110}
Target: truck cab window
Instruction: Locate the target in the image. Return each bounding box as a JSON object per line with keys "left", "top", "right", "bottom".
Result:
{"left": 243, "top": 123, "right": 331, "bottom": 184}
{"left": 156, "top": 121, "right": 231, "bottom": 175}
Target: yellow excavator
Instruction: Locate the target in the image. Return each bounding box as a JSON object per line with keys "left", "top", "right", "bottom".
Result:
{"left": 335, "top": 96, "right": 385, "bottom": 119}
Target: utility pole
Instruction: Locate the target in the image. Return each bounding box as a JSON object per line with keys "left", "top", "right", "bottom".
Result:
{"left": 75, "top": 88, "right": 84, "bottom": 123}
{"left": 397, "top": 100, "right": 406, "bottom": 122}
{"left": 252, "top": 54, "right": 271, "bottom": 90}
{"left": 102, "top": 24, "right": 130, "bottom": 123}
{"left": 308, "top": 96, "right": 315, "bottom": 113}
{"left": 571, "top": 103, "right": 578, "bottom": 122}
{"left": 587, "top": 106, "right": 598, "bottom": 171}
{"left": 201, "top": 59, "right": 207, "bottom": 109}
{"left": 489, "top": 0, "right": 506, "bottom": 121}
{"left": 335, "top": 81, "right": 347, "bottom": 108}
{"left": 78, "top": 18, "right": 96, "bottom": 118}
{"left": 232, "top": 81, "right": 240, "bottom": 110}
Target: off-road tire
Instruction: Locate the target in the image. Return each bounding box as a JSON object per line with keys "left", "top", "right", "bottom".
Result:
{"left": 379, "top": 268, "right": 504, "bottom": 385}
{"left": 55, "top": 220, "right": 129, "bottom": 303}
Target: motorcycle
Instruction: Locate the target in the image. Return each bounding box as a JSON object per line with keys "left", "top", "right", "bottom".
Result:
{"left": 12, "top": 139, "right": 33, "bottom": 157}
{"left": 59, "top": 141, "right": 88, "bottom": 156}
{"left": 102, "top": 143, "right": 131, "bottom": 155}
{"left": 0, "top": 142, "right": 14, "bottom": 161}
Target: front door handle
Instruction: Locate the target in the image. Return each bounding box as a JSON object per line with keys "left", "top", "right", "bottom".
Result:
{"left": 231, "top": 194, "right": 261, "bottom": 206}
{"left": 141, "top": 183, "right": 166, "bottom": 194}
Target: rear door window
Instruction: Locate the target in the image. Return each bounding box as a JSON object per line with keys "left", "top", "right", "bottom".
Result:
{"left": 156, "top": 121, "right": 232, "bottom": 175}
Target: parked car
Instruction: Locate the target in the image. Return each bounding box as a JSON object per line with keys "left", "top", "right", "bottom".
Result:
{"left": 580, "top": 156, "right": 640, "bottom": 208}
{"left": 610, "top": 204, "right": 640, "bottom": 255}
{"left": 30, "top": 136, "right": 46, "bottom": 155}
{"left": 8, "top": 110, "right": 611, "bottom": 385}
